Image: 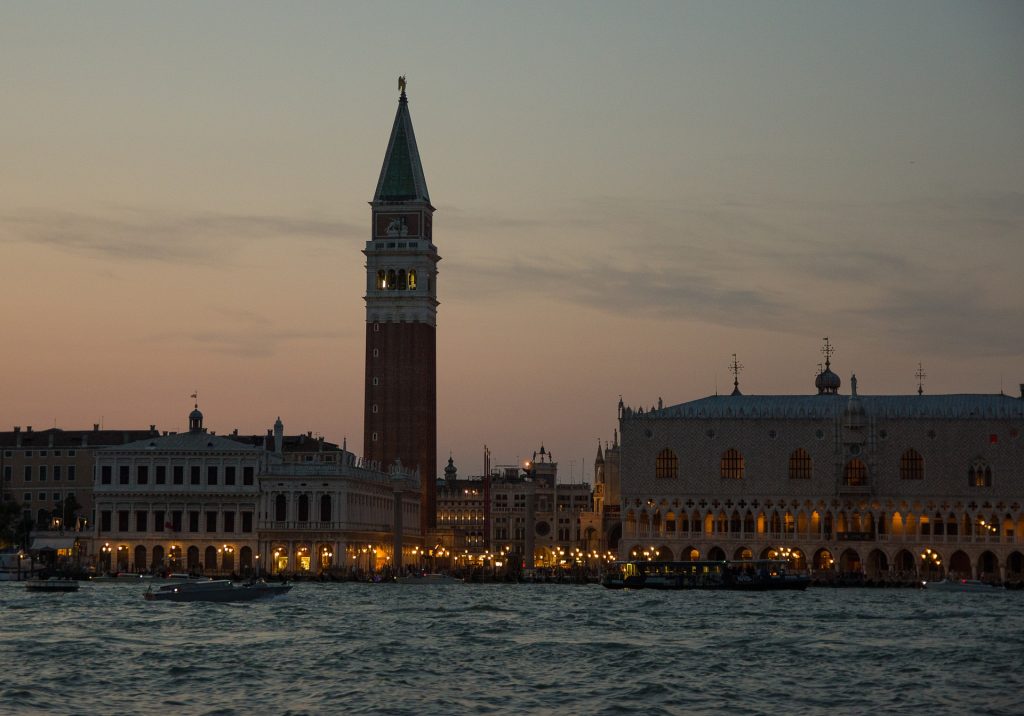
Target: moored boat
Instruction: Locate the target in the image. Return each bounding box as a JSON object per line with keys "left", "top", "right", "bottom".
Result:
{"left": 25, "top": 578, "right": 80, "bottom": 593}
{"left": 143, "top": 578, "right": 291, "bottom": 602}
{"left": 601, "top": 559, "right": 809, "bottom": 591}
{"left": 924, "top": 577, "right": 999, "bottom": 592}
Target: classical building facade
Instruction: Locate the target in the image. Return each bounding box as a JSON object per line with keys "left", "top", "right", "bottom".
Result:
{"left": 257, "top": 454, "right": 421, "bottom": 576}
{"left": 91, "top": 407, "right": 263, "bottom": 574}
{"left": 363, "top": 83, "right": 439, "bottom": 534}
{"left": 618, "top": 355, "right": 1024, "bottom": 582}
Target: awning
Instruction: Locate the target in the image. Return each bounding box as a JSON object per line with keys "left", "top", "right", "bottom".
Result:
{"left": 31, "top": 536, "right": 78, "bottom": 551}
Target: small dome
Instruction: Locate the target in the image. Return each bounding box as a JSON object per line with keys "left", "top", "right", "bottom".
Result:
{"left": 189, "top": 408, "right": 203, "bottom": 421}
{"left": 815, "top": 368, "right": 841, "bottom": 395}
{"left": 444, "top": 456, "right": 457, "bottom": 478}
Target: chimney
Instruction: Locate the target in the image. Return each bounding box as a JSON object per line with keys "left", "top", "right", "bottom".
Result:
{"left": 149, "top": 424, "right": 156, "bottom": 433}
{"left": 14, "top": 426, "right": 21, "bottom": 448}
{"left": 93, "top": 424, "right": 99, "bottom": 432}
{"left": 27, "top": 426, "right": 32, "bottom": 433}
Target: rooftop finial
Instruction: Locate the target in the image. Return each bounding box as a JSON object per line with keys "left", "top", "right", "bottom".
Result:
{"left": 190, "top": 391, "right": 198, "bottom": 410}
{"left": 729, "top": 353, "right": 744, "bottom": 396}
{"left": 821, "top": 337, "right": 834, "bottom": 369}
{"left": 916, "top": 362, "right": 927, "bottom": 396}
{"left": 398, "top": 75, "right": 407, "bottom": 96}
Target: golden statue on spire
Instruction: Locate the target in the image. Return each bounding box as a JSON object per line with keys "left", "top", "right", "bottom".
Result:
{"left": 398, "top": 75, "right": 407, "bottom": 94}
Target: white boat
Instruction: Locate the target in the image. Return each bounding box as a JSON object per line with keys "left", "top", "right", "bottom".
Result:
{"left": 396, "top": 573, "right": 460, "bottom": 584}
{"left": 925, "top": 577, "right": 999, "bottom": 592}
{"left": 143, "top": 579, "right": 291, "bottom": 602}
{"left": 25, "top": 578, "right": 80, "bottom": 593}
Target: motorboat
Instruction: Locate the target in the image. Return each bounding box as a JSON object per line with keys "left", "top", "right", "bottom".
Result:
{"left": 25, "top": 578, "right": 80, "bottom": 593}
{"left": 925, "top": 578, "right": 999, "bottom": 592}
{"left": 395, "top": 573, "right": 460, "bottom": 584}
{"left": 143, "top": 579, "right": 291, "bottom": 602}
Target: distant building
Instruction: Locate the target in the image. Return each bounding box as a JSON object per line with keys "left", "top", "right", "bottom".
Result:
{"left": 91, "top": 406, "right": 262, "bottom": 574}
{"left": 617, "top": 344, "right": 1024, "bottom": 582}
{"left": 1, "top": 424, "right": 159, "bottom": 561}
{"left": 363, "top": 83, "right": 439, "bottom": 535}
{"left": 257, "top": 435, "right": 421, "bottom": 576}
{"left": 579, "top": 435, "right": 622, "bottom": 556}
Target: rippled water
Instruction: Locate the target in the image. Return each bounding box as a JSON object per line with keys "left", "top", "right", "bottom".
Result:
{"left": 1, "top": 581, "right": 1022, "bottom": 715}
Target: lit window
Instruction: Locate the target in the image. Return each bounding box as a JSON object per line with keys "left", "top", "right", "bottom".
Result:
{"left": 655, "top": 449, "right": 678, "bottom": 479}
{"left": 843, "top": 459, "right": 867, "bottom": 486}
{"left": 899, "top": 449, "right": 924, "bottom": 480}
{"left": 408, "top": 270, "right": 417, "bottom": 290}
{"left": 788, "top": 449, "right": 812, "bottom": 479}
{"left": 720, "top": 449, "right": 744, "bottom": 480}
{"left": 968, "top": 460, "right": 992, "bottom": 488}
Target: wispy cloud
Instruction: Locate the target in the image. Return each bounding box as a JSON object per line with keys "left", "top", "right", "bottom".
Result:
{"left": 445, "top": 191, "right": 1024, "bottom": 356}
{"left": 0, "top": 207, "right": 362, "bottom": 265}
{"left": 146, "top": 326, "right": 349, "bottom": 358}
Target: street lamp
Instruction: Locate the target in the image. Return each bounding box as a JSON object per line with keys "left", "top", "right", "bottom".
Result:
{"left": 920, "top": 547, "right": 942, "bottom": 582}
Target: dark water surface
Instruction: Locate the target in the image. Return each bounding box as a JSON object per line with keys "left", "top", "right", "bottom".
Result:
{"left": 1, "top": 582, "right": 1021, "bottom": 715}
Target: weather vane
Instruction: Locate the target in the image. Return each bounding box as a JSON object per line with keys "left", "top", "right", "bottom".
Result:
{"left": 191, "top": 391, "right": 198, "bottom": 408}
{"left": 821, "top": 337, "right": 835, "bottom": 369}
{"left": 729, "top": 353, "right": 744, "bottom": 395}
{"left": 915, "top": 362, "right": 927, "bottom": 396}
{"left": 398, "top": 75, "right": 406, "bottom": 94}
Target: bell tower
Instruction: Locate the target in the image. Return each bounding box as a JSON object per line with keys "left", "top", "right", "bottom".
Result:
{"left": 364, "top": 78, "right": 439, "bottom": 534}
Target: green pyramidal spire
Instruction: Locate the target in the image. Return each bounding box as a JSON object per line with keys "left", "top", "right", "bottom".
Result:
{"left": 374, "top": 87, "right": 431, "bottom": 204}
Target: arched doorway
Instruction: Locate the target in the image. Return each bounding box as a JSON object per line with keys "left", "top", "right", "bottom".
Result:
{"left": 272, "top": 545, "right": 288, "bottom": 573}
{"left": 240, "top": 546, "right": 253, "bottom": 575}
{"left": 707, "top": 546, "right": 726, "bottom": 561}
{"left": 1006, "top": 552, "right": 1023, "bottom": 582}
{"left": 187, "top": 546, "right": 200, "bottom": 572}
{"left": 866, "top": 549, "right": 888, "bottom": 580}
{"left": 893, "top": 549, "right": 915, "bottom": 577}
{"left": 813, "top": 548, "right": 835, "bottom": 573}
{"left": 655, "top": 545, "right": 674, "bottom": 561}
{"left": 296, "top": 544, "right": 312, "bottom": 572}
{"left": 116, "top": 545, "right": 129, "bottom": 571}
{"left": 681, "top": 546, "right": 699, "bottom": 561}
{"left": 134, "top": 545, "right": 146, "bottom": 572}
{"left": 839, "top": 549, "right": 862, "bottom": 574}
{"left": 948, "top": 550, "right": 971, "bottom": 579}
{"left": 151, "top": 545, "right": 165, "bottom": 570}
{"left": 978, "top": 551, "right": 999, "bottom": 581}
{"left": 607, "top": 522, "right": 622, "bottom": 549}
{"left": 734, "top": 546, "right": 753, "bottom": 560}
{"left": 168, "top": 545, "right": 182, "bottom": 570}
{"left": 204, "top": 546, "right": 218, "bottom": 572}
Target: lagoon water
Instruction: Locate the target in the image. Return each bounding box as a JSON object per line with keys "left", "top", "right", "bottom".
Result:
{"left": 1, "top": 581, "right": 1022, "bottom": 715}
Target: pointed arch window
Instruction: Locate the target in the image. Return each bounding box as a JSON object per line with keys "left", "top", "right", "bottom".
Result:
{"left": 398, "top": 269, "right": 407, "bottom": 290}
{"left": 386, "top": 269, "right": 397, "bottom": 290}
{"left": 968, "top": 459, "right": 992, "bottom": 487}
{"left": 788, "top": 448, "right": 812, "bottom": 479}
{"left": 376, "top": 270, "right": 386, "bottom": 290}
{"left": 655, "top": 449, "right": 678, "bottom": 479}
{"left": 843, "top": 458, "right": 867, "bottom": 486}
{"left": 720, "top": 449, "right": 744, "bottom": 480}
{"left": 899, "top": 449, "right": 924, "bottom": 480}
{"left": 408, "top": 269, "right": 417, "bottom": 289}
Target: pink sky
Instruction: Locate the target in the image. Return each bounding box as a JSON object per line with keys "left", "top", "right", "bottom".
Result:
{"left": 2, "top": 3, "right": 1022, "bottom": 478}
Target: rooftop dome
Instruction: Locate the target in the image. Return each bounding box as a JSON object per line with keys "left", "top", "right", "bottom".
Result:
{"left": 815, "top": 367, "right": 841, "bottom": 395}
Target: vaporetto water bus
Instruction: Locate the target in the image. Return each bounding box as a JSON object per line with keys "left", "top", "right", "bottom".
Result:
{"left": 602, "top": 559, "right": 810, "bottom": 591}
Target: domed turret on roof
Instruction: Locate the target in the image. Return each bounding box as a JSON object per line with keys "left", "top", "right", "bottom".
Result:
{"left": 444, "top": 455, "right": 457, "bottom": 481}
{"left": 815, "top": 367, "right": 841, "bottom": 395}
{"left": 188, "top": 404, "right": 204, "bottom": 432}
{"left": 815, "top": 337, "right": 841, "bottom": 395}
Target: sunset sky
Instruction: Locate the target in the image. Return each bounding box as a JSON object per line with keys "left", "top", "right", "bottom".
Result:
{"left": 2, "top": 2, "right": 1022, "bottom": 480}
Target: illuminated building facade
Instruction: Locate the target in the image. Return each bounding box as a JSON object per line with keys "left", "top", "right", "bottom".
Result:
{"left": 618, "top": 348, "right": 1024, "bottom": 582}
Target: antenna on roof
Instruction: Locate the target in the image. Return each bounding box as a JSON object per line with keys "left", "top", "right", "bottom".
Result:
{"left": 915, "top": 362, "right": 927, "bottom": 396}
